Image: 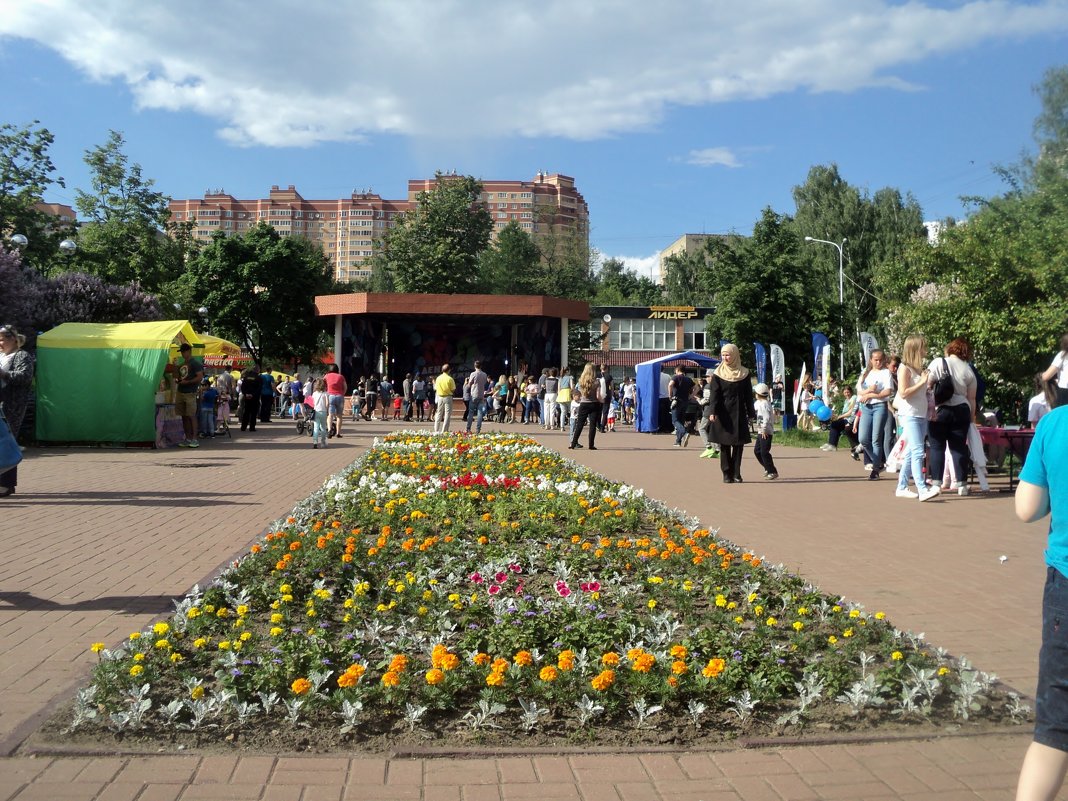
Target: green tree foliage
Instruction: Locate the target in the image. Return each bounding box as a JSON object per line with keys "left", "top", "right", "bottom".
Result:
{"left": 880, "top": 66, "right": 1068, "bottom": 415}
{"left": 0, "top": 121, "right": 70, "bottom": 269}
{"left": 700, "top": 208, "right": 821, "bottom": 369}
{"left": 177, "top": 224, "right": 334, "bottom": 367}
{"left": 662, "top": 250, "right": 709, "bottom": 305}
{"left": 478, "top": 221, "right": 541, "bottom": 294}
{"left": 376, "top": 173, "right": 492, "bottom": 294}
{"left": 73, "top": 131, "right": 184, "bottom": 290}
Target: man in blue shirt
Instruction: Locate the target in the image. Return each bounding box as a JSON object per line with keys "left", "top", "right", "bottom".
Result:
{"left": 259, "top": 370, "right": 276, "bottom": 423}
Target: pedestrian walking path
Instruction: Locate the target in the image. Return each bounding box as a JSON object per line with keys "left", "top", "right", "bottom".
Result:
{"left": 0, "top": 420, "right": 1052, "bottom": 800}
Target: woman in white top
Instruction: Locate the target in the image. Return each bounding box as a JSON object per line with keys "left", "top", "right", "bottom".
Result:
{"left": 1041, "top": 333, "right": 1068, "bottom": 408}
{"left": 926, "top": 338, "right": 977, "bottom": 491}
{"left": 893, "top": 336, "right": 940, "bottom": 501}
{"left": 857, "top": 349, "right": 893, "bottom": 480}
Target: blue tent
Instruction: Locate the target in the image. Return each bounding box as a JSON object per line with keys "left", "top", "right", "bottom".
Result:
{"left": 635, "top": 350, "right": 720, "bottom": 433}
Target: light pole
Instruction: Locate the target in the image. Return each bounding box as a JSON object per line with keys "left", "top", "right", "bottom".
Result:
{"left": 8, "top": 233, "right": 78, "bottom": 271}
{"left": 804, "top": 236, "right": 847, "bottom": 379}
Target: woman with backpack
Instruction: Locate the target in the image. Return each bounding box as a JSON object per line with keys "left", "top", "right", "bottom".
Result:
{"left": 926, "top": 338, "right": 976, "bottom": 495}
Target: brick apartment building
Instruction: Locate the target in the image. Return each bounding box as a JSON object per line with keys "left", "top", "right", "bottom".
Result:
{"left": 168, "top": 172, "right": 588, "bottom": 283}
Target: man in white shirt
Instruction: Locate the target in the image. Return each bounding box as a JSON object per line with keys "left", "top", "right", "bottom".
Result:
{"left": 465, "top": 361, "right": 490, "bottom": 434}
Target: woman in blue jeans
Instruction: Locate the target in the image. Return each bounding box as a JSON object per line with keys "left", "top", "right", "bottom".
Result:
{"left": 893, "top": 336, "right": 941, "bottom": 501}
{"left": 856, "top": 349, "right": 893, "bottom": 480}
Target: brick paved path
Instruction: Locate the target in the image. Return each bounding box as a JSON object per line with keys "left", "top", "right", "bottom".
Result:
{"left": 0, "top": 420, "right": 1053, "bottom": 800}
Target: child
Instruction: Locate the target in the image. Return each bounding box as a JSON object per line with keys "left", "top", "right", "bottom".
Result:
{"left": 197, "top": 379, "right": 218, "bottom": 439}
{"left": 312, "top": 379, "right": 329, "bottom": 449}
{"left": 569, "top": 386, "right": 582, "bottom": 441}
{"left": 753, "top": 383, "right": 778, "bottom": 480}
{"left": 392, "top": 394, "right": 403, "bottom": 420}
{"left": 606, "top": 396, "right": 619, "bottom": 431}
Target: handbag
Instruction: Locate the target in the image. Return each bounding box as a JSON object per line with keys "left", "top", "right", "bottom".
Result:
{"left": 932, "top": 358, "right": 955, "bottom": 406}
{"left": 0, "top": 411, "right": 22, "bottom": 474}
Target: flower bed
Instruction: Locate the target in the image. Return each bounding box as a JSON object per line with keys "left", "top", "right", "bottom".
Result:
{"left": 68, "top": 432, "right": 1026, "bottom": 748}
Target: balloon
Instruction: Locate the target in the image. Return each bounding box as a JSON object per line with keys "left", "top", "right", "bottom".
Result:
{"left": 815, "top": 404, "right": 833, "bottom": 422}
{"left": 807, "top": 399, "right": 825, "bottom": 415}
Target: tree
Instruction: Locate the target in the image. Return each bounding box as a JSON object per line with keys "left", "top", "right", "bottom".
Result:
{"left": 377, "top": 173, "right": 492, "bottom": 294}
{"left": 73, "top": 130, "right": 183, "bottom": 290}
{"left": 0, "top": 121, "right": 70, "bottom": 269}
{"left": 478, "top": 221, "right": 541, "bottom": 294}
{"left": 177, "top": 224, "right": 334, "bottom": 367}
{"left": 662, "top": 250, "right": 709, "bottom": 305}
{"left": 700, "top": 208, "right": 821, "bottom": 371}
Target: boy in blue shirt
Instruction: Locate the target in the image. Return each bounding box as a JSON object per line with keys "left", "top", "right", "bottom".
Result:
{"left": 198, "top": 379, "right": 219, "bottom": 439}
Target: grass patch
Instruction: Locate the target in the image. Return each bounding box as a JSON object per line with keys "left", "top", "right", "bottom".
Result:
{"left": 775, "top": 427, "right": 828, "bottom": 448}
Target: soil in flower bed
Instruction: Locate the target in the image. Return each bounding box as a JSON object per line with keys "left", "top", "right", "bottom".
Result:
{"left": 35, "top": 432, "right": 1031, "bottom": 755}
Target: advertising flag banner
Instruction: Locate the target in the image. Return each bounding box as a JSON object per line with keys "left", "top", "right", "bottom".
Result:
{"left": 860, "top": 332, "right": 880, "bottom": 367}
{"left": 793, "top": 361, "right": 808, "bottom": 416}
{"left": 821, "top": 344, "right": 831, "bottom": 394}
{"left": 753, "top": 342, "right": 767, "bottom": 384}
{"left": 770, "top": 344, "right": 785, "bottom": 384}
{"left": 811, "top": 332, "right": 829, "bottom": 384}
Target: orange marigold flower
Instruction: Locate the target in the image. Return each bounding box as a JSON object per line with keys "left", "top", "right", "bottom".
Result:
{"left": 381, "top": 670, "right": 401, "bottom": 687}
{"left": 514, "top": 650, "right": 533, "bottom": 667}
{"left": 539, "top": 666, "right": 559, "bottom": 682}
{"left": 291, "top": 678, "right": 312, "bottom": 695}
{"left": 671, "top": 660, "right": 689, "bottom": 675}
{"left": 289, "top": 541, "right": 301, "bottom": 551}
{"left": 473, "top": 652, "right": 491, "bottom": 666}
{"left": 601, "top": 652, "right": 621, "bottom": 666}
{"left": 425, "top": 668, "right": 445, "bottom": 686}
{"left": 486, "top": 671, "right": 505, "bottom": 687}
{"left": 557, "top": 650, "right": 576, "bottom": 671}
{"left": 702, "top": 658, "right": 726, "bottom": 679}
{"left": 591, "top": 669, "right": 616, "bottom": 692}
{"left": 669, "top": 645, "right": 689, "bottom": 659}
{"left": 632, "top": 653, "right": 656, "bottom": 673}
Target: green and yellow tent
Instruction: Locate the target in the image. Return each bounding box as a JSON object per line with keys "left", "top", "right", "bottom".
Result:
{"left": 36, "top": 321, "right": 203, "bottom": 444}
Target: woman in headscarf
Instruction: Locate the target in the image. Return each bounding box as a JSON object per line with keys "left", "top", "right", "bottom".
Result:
{"left": 707, "top": 343, "right": 755, "bottom": 483}
{"left": 0, "top": 325, "right": 33, "bottom": 497}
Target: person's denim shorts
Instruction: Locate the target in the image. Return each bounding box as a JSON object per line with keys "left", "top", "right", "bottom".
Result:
{"left": 328, "top": 394, "right": 345, "bottom": 415}
{"left": 1036, "top": 566, "right": 1068, "bottom": 752}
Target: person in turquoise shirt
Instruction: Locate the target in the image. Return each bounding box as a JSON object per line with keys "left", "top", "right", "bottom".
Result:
{"left": 1015, "top": 403, "right": 1068, "bottom": 800}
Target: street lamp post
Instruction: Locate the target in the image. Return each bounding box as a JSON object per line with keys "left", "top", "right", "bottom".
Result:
{"left": 804, "top": 236, "right": 847, "bottom": 379}
{"left": 8, "top": 232, "right": 78, "bottom": 272}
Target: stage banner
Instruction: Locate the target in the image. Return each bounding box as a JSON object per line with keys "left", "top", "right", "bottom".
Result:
{"left": 753, "top": 342, "right": 767, "bottom": 384}
{"left": 860, "top": 332, "right": 880, "bottom": 367}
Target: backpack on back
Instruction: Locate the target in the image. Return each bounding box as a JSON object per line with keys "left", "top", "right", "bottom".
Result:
{"left": 932, "top": 358, "right": 955, "bottom": 406}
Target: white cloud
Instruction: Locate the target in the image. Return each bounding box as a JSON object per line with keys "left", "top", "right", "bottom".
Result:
{"left": 687, "top": 147, "right": 742, "bottom": 168}
{"left": 2, "top": 0, "right": 1066, "bottom": 146}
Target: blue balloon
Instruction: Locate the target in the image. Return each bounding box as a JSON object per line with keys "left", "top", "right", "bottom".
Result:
{"left": 815, "top": 404, "right": 832, "bottom": 422}
{"left": 807, "top": 399, "right": 825, "bottom": 415}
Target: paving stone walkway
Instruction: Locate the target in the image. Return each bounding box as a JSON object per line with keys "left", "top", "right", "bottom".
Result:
{"left": 0, "top": 418, "right": 1055, "bottom": 800}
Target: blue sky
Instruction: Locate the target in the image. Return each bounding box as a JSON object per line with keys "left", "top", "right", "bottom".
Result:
{"left": 3, "top": 0, "right": 1067, "bottom": 279}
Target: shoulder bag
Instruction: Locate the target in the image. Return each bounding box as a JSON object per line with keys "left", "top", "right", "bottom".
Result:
{"left": 932, "top": 358, "right": 955, "bottom": 406}
{"left": 0, "top": 410, "right": 23, "bottom": 474}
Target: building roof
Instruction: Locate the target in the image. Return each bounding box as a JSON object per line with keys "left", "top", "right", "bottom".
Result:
{"left": 315, "top": 292, "right": 590, "bottom": 321}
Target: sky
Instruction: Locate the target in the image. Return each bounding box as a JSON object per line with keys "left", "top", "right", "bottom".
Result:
{"left": 2, "top": 0, "right": 1068, "bottom": 281}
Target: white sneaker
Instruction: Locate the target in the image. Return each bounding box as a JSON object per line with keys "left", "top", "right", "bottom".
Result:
{"left": 895, "top": 488, "right": 918, "bottom": 499}
{"left": 863, "top": 464, "right": 872, "bottom": 472}
{"left": 820, "top": 444, "right": 834, "bottom": 451}
{"left": 957, "top": 484, "right": 969, "bottom": 496}
{"left": 919, "top": 486, "right": 942, "bottom": 502}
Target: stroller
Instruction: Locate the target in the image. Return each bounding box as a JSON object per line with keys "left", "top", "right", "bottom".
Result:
{"left": 294, "top": 402, "right": 315, "bottom": 437}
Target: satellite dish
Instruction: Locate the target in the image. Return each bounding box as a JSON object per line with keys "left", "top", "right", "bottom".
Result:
{"left": 602, "top": 313, "right": 612, "bottom": 323}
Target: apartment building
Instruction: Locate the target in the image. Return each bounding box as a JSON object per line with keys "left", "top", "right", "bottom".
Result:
{"left": 169, "top": 173, "right": 588, "bottom": 283}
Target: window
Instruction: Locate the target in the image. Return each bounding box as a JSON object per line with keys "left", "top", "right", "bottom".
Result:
{"left": 609, "top": 319, "right": 674, "bottom": 350}
{"left": 683, "top": 319, "right": 707, "bottom": 351}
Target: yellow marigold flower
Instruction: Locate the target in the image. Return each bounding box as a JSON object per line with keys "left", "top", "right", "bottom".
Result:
{"left": 170, "top": 653, "right": 183, "bottom": 664}
{"left": 715, "top": 595, "right": 727, "bottom": 607}
{"left": 832, "top": 605, "right": 842, "bottom": 613}
{"left": 754, "top": 605, "right": 764, "bottom": 616}
{"left": 90, "top": 643, "right": 105, "bottom": 654}
{"left": 425, "top": 669, "right": 445, "bottom": 686}
{"left": 190, "top": 685, "right": 205, "bottom": 700}
{"left": 193, "top": 637, "right": 207, "bottom": 648}
{"left": 601, "top": 652, "right": 620, "bottom": 666}
{"left": 849, "top": 609, "right": 860, "bottom": 619}
{"left": 875, "top": 611, "right": 886, "bottom": 620}
{"left": 237, "top": 605, "right": 250, "bottom": 616}
{"left": 938, "top": 666, "right": 950, "bottom": 676}
{"left": 828, "top": 635, "right": 838, "bottom": 645}
{"left": 153, "top": 622, "right": 170, "bottom": 636}
{"left": 204, "top": 604, "right": 215, "bottom": 613}
{"left": 154, "top": 639, "right": 170, "bottom": 649}
{"left": 271, "top": 613, "right": 284, "bottom": 624}
{"left": 734, "top": 616, "right": 744, "bottom": 624}
{"left": 270, "top": 627, "right": 283, "bottom": 637}
{"left": 747, "top": 592, "right": 758, "bottom": 603}
{"left": 133, "top": 653, "right": 145, "bottom": 662}
{"left": 218, "top": 641, "right": 231, "bottom": 650}
{"left": 291, "top": 678, "right": 312, "bottom": 695}
{"left": 514, "top": 650, "right": 533, "bottom": 667}
{"left": 766, "top": 617, "right": 777, "bottom": 627}
{"left": 591, "top": 669, "right": 616, "bottom": 691}
{"left": 702, "top": 658, "right": 726, "bottom": 679}
{"left": 891, "top": 651, "right": 904, "bottom": 661}
{"left": 539, "top": 666, "right": 559, "bottom": 682}
{"left": 843, "top": 628, "right": 854, "bottom": 638}
{"left": 647, "top": 600, "right": 657, "bottom": 610}
{"left": 187, "top": 607, "right": 200, "bottom": 618}
{"left": 279, "top": 583, "right": 292, "bottom": 594}
{"left": 129, "top": 665, "right": 144, "bottom": 677}
{"left": 239, "top": 632, "right": 252, "bottom": 642}
{"left": 793, "top": 621, "right": 804, "bottom": 632}
{"left": 129, "top": 632, "right": 141, "bottom": 641}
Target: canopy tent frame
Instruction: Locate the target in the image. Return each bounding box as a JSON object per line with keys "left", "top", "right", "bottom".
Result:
{"left": 634, "top": 350, "right": 720, "bottom": 433}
